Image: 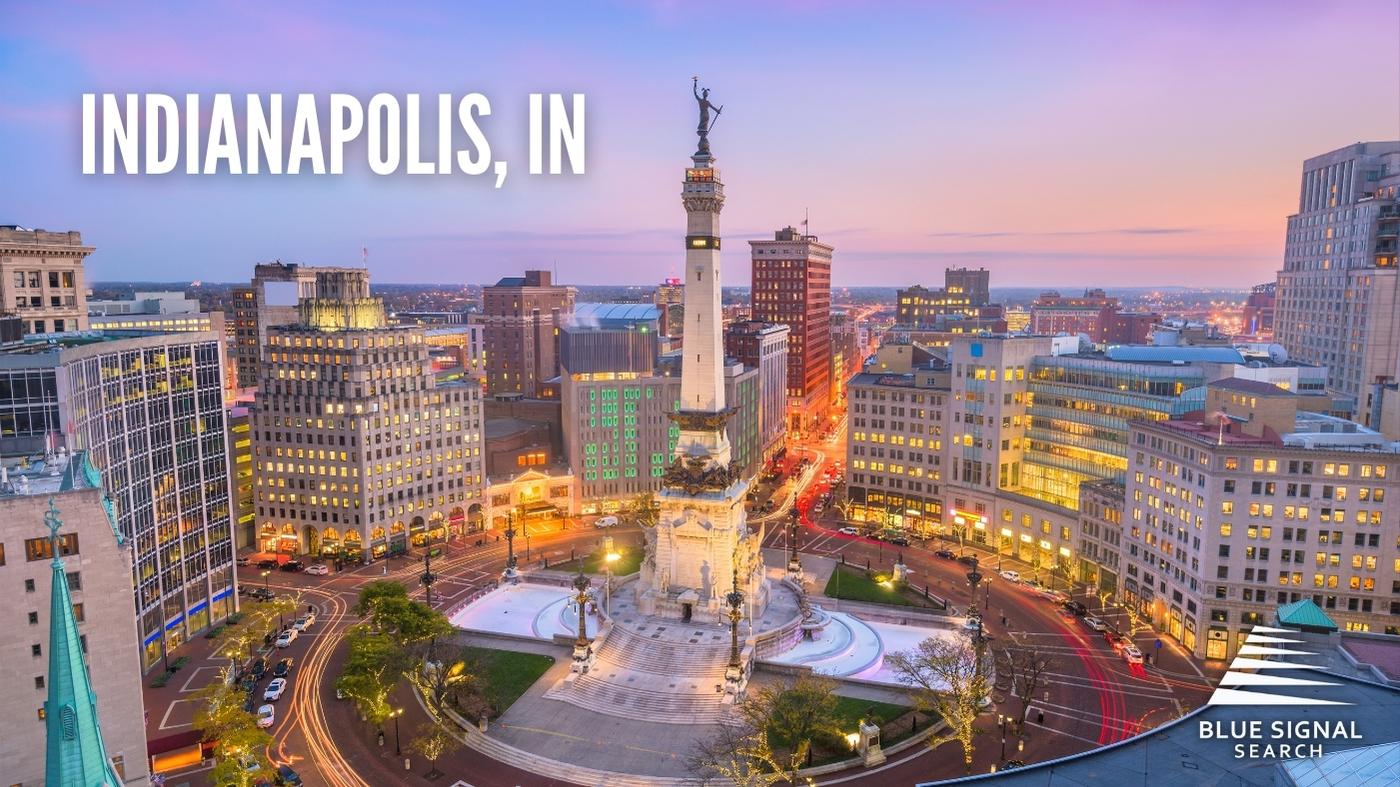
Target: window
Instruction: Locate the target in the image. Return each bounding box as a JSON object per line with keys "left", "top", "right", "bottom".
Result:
{"left": 24, "top": 578, "right": 35, "bottom": 593}
{"left": 24, "top": 534, "right": 79, "bottom": 562}
{"left": 27, "top": 611, "right": 38, "bottom": 625}
{"left": 34, "top": 676, "right": 44, "bottom": 690}
{"left": 31, "top": 644, "right": 41, "bottom": 657}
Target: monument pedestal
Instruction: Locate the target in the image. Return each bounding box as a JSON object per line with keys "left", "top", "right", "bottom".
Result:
{"left": 570, "top": 642, "right": 595, "bottom": 674}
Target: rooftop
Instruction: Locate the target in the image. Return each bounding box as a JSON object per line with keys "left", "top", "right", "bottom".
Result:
{"left": 569, "top": 303, "right": 661, "bottom": 328}
{"left": 0, "top": 450, "right": 96, "bottom": 499}
{"left": 1208, "top": 377, "right": 1296, "bottom": 396}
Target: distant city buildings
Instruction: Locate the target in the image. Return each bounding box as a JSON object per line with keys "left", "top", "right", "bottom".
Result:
{"left": 896, "top": 267, "right": 998, "bottom": 326}
{"left": 481, "top": 270, "right": 576, "bottom": 398}
{"left": 1241, "top": 282, "right": 1276, "bottom": 339}
{"left": 0, "top": 452, "right": 149, "bottom": 786}
{"left": 87, "top": 290, "right": 224, "bottom": 335}
{"left": 251, "top": 270, "right": 486, "bottom": 559}
{"left": 0, "top": 226, "right": 92, "bottom": 335}
{"left": 653, "top": 277, "right": 685, "bottom": 338}
{"left": 0, "top": 329, "right": 236, "bottom": 671}
{"left": 750, "top": 226, "right": 833, "bottom": 436}
{"left": 1029, "top": 288, "right": 1121, "bottom": 339}
{"left": 1275, "top": 141, "right": 1400, "bottom": 424}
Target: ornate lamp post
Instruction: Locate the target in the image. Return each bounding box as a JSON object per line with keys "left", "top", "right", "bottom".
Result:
{"left": 723, "top": 582, "right": 747, "bottom": 700}
{"left": 420, "top": 551, "right": 437, "bottom": 608}
{"left": 503, "top": 511, "right": 519, "bottom": 581}
{"left": 570, "top": 570, "right": 595, "bottom": 673}
{"left": 786, "top": 507, "right": 802, "bottom": 581}
{"left": 389, "top": 707, "right": 404, "bottom": 756}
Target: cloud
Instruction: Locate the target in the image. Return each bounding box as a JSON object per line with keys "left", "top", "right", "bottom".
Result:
{"left": 926, "top": 227, "right": 1197, "bottom": 238}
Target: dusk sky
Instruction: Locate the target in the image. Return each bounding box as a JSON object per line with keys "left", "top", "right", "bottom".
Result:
{"left": 3, "top": 1, "right": 1398, "bottom": 288}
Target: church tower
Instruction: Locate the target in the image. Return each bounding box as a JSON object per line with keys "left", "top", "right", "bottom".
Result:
{"left": 637, "top": 87, "right": 767, "bottom": 624}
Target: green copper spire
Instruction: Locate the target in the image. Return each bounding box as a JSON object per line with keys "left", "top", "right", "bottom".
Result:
{"left": 43, "top": 497, "right": 124, "bottom": 787}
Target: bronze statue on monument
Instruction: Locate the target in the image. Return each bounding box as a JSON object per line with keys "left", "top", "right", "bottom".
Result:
{"left": 693, "top": 76, "right": 723, "bottom": 155}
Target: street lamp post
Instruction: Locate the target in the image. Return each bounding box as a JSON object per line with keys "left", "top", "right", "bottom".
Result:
{"left": 420, "top": 551, "right": 437, "bottom": 608}
{"left": 503, "top": 511, "right": 519, "bottom": 581}
{"left": 390, "top": 707, "right": 403, "bottom": 756}
{"left": 786, "top": 508, "right": 802, "bottom": 579}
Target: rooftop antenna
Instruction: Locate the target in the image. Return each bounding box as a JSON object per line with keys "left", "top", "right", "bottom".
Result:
{"left": 361, "top": 246, "right": 368, "bottom": 268}
{"left": 802, "top": 207, "right": 810, "bottom": 238}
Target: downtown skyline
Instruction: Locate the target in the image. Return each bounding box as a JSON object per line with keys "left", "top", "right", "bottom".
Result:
{"left": 3, "top": 1, "right": 1399, "bottom": 288}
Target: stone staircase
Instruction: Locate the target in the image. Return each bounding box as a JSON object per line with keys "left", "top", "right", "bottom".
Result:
{"left": 544, "top": 623, "right": 735, "bottom": 724}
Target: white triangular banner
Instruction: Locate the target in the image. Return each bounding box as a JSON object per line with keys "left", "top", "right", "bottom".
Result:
{"left": 1217, "top": 671, "right": 1339, "bottom": 688}
{"left": 1206, "top": 687, "right": 1350, "bottom": 706}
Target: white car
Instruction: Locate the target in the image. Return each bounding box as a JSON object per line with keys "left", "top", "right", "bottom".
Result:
{"left": 999, "top": 570, "right": 1020, "bottom": 583}
{"left": 292, "top": 616, "right": 310, "bottom": 632}
{"left": 1122, "top": 645, "right": 1144, "bottom": 664}
{"left": 1083, "top": 616, "right": 1108, "bottom": 632}
{"left": 263, "top": 678, "right": 287, "bottom": 701}
{"left": 275, "top": 629, "right": 297, "bottom": 648}
{"left": 304, "top": 564, "right": 330, "bottom": 576}
{"left": 594, "top": 515, "right": 618, "bottom": 528}
{"left": 837, "top": 526, "right": 859, "bottom": 536}
{"left": 302, "top": 610, "right": 316, "bottom": 627}
{"left": 256, "top": 703, "right": 276, "bottom": 728}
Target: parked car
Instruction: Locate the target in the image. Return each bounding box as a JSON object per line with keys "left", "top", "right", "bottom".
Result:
{"left": 1110, "top": 635, "right": 1134, "bottom": 654}
{"left": 837, "top": 526, "right": 859, "bottom": 536}
{"left": 263, "top": 678, "right": 287, "bottom": 701}
{"left": 302, "top": 609, "right": 316, "bottom": 626}
{"left": 957, "top": 554, "right": 980, "bottom": 566}
{"left": 236, "top": 555, "right": 252, "bottom": 566}
{"left": 280, "top": 560, "right": 304, "bottom": 572}
{"left": 275, "top": 630, "right": 297, "bottom": 648}
{"left": 1122, "top": 645, "right": 1145, "bottom": 664}
{"left": 934, "top": 549, "right": 956, "bottom": 560}
{"left": 272, "top": 658, "right": 293, "bottom": 678}
{"left": 275, "top": 764, "right": 303, "bottom": 785}
{"left": 304, "top": 563, "right": 329, "bottom": 576}
{"left": 257, "top": 704, "right": 276, "bottom": 728}
{"left": 257, "top": 559, "right": 279, "bottom": 570}
{"left": 888, "top": 536, "right": 911, "bottom": 547}
{"left": 1062, "top": 600, "right": 1088, "bottom": 616}
{"left": 1083, "top": 616, "right": 1108, "bottom": 632}
{"left": 594, "top": 515, "right": 619, "bottom": 528}
{"left": 250, "top": 657, "right": 267, "bottom": 679}
{"left": 999, "top": 570, "right": 1020, "bottom": 583}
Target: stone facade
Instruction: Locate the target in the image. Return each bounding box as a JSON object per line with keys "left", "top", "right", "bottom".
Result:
{"left": 0, "top": 226, "right": 92, "bottom": 335}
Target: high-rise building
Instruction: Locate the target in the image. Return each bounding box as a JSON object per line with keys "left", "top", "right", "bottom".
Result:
{"left": 1122, "top": 379, "right": 1400, "bottom": 660}
{"left": 481, "top": 270, "right": 576, "bottom": 398}
{"left": 654, "top": 277, "right": 685, "bottom": 338}
{"left": 231, "top": 262, "right": 370, "bottom": 389}
{"left": 251, "top": 272, "right": 485, "bottom": 560}
{"left": 1274, "top": 141, "right": 1400, "bottom": 423}
{"left": 750, "top": 226, "right": 833, "bottom": 436}
{"left": 0, "top": 330, "right": 236, "bottom": 671}
{"left": 1029, "top": 288, "right": 1121, "bottom": 339}
{"left": 724, "top": 320, "right": 789, "bottom": 461}
{"left": 0, "top": 452, "right": 150, "bottom": 786}
{"left": 0, "top": 226, "right": 92, "bottom": 335}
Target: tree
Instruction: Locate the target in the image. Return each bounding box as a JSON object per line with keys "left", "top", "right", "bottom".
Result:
{"left": 409, "top": 722, "right": 463, "bottom": 778}
{"left": 627, "top": 491, "right": 660, "bottom": 529}
{"left": 192, "top": 669, "right": 273, "bottom": 787}
{"left": 370, "top": 595, "right": 454, "bottom": 649}
{"left": 687, "top": 718, "right": 813, "bottom": 787}
{"left": 740, "top": 675, "right": 844, "bottom": 766}
{"left": 355, "top": 579, "right": 410, "bottom": 618}
{"left": 887, "top": 636, "right": 989, "bottom": 773}
{"left": 1005, "top": 647, "right": 1057, "bottom": 729}
{"left": 336, "top": 625, "right": 407, "bottom": 727}
{"left": 418, "top": 645, "right": 485, "bottom": 718}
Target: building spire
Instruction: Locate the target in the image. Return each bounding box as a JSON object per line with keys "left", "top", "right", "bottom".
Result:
{"left": 43, "top": 498, "right": 123, "bottom": 787}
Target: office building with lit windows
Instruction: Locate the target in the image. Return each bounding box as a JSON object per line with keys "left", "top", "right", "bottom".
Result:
{"left": 1123, "top": 378, "right": 1400, "bottom": 661}
{"left": 0, "top": 330, "right": 236, "bottom": 671}
{"left": 1274, "top": 141, "right": 1400, "bottom": 424}
{"left": 561, "top": 304, "right": 759, "bottom": 511}
{"left": 0, "top": 225, "right": 92, "bottom": 336}
{"left": 251, "top": 272, "right": 485, "bottom": 560}
{"left": 750, "top": 226, "right": 833, "bottom": 436}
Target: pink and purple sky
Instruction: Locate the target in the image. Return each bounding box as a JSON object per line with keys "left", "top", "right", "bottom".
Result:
{"left": 2, "top": 1, "right": 1398, "bottom": 288}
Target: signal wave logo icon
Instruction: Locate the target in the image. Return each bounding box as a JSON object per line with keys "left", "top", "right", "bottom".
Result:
{"left": 1207, "top": 625, "right": 1350, "bottom": 706}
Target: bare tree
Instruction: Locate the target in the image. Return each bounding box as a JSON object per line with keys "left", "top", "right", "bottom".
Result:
{"left": 409, "top": 722, "right": 463, "bottom": 779}
{"left": 1005, "top": 647, "right": 1057, "bottom": 729}
{"left": 887, "top": 636, "right": 989, "bottom": 774}
{"left": 687, "top": 718, "right": 813, "bottom": 787}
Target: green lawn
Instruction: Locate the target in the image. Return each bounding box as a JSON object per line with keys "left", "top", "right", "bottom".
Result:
{"left": 822, "top": 565, "right": 939, "bottom": 608}
{"left": 832, "top": 696, "right": 909, "bottom": 728}
{"left": 551, "top": 548, "right": 642, "bottom": 577}
{"left": 805, "top": 697, "right": 921, "bottom": 766}
{"left": 462, "top": 646, "right": 555, "bottom": 718}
